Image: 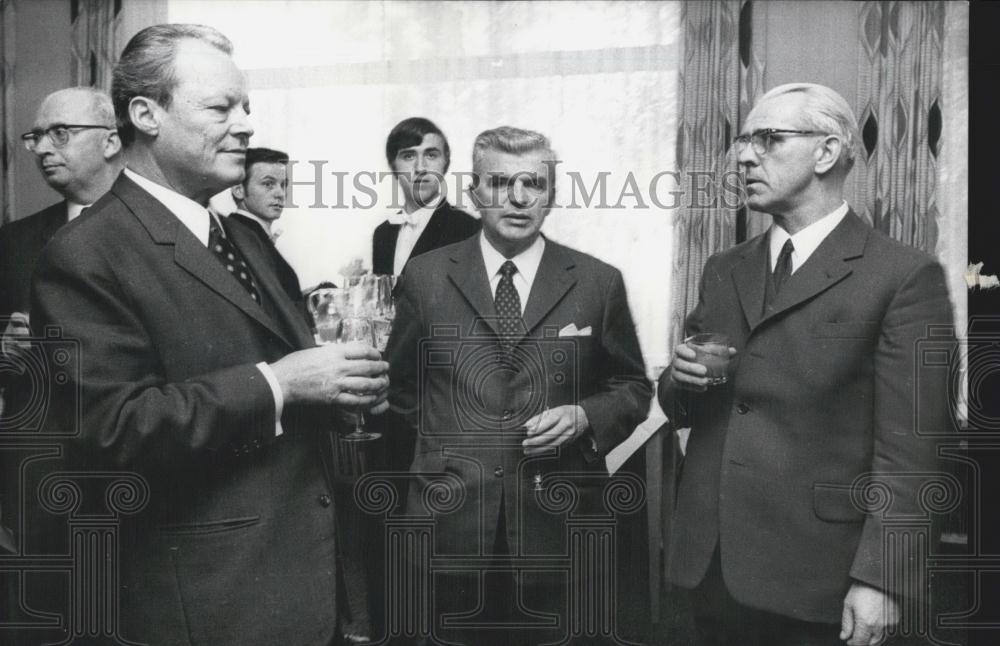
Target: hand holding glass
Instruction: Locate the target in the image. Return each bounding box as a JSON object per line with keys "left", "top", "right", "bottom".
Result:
{"left": 685, "top": 333, "right": 732, "bottom": 386}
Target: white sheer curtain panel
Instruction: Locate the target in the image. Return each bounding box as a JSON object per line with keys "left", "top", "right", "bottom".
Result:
{"left": 169, "top": 0, "right": 681, "bottom": 370}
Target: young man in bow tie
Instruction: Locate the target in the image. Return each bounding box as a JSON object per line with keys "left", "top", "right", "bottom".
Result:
{"left": 385, "top": 126, "right": 650, "bottom": 645}
{"left": 371, "top": 117, "right": 480, "bottom": 277}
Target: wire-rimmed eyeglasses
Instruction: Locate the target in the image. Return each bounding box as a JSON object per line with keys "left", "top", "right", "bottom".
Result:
{"left": 732, "top": 129, "right": 829, "bottom": 156}
{"left": 21, "top": 124, "right": 114, "bottom": 151}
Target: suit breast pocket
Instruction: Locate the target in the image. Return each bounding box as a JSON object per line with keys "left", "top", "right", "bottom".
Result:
{"left": 812, "top": 320, "right": 880, "bottom": 340}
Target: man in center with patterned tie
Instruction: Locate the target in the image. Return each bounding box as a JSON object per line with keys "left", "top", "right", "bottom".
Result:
{"left": 385, "top": 126, "right": 650, "bottom": 645}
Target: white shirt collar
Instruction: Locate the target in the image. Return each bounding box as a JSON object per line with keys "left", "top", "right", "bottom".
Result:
{"left": 480, "top": 232, "right": 545, "bottom": 312}
{"left": 124, "top": 167, "right": 214, "bottom": 246}
{"left": 67, "top": 202, "right": 89, "bottom": 221}
{"left": 769, "top": 201, "right": 849, "bottom": 273}
{"left": 388, "top": 196, "right": 443, "bottom": 226}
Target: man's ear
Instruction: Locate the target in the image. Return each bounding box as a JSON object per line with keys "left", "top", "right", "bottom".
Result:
{"left": 231, "top": 184, "right": 245, "bottom": 202}
{"left": 103, "top": 129, "right": 122, "bottom": 160}
{"left": 128, "top": 96, "right": 160, "bottom": 138}
{"left": 814, "top": 135, "right": 844, "bottom": 176}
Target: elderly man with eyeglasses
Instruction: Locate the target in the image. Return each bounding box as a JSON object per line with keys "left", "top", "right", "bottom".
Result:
{"left": 659, "top": 83, "right": 954, "bottom": 646}
{"left": 0, "top": 87, "right": 123, "bottom": 554}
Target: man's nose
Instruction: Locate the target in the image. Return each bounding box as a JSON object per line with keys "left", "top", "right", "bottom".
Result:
{"left": 231, "top": 113, "right": 254, "bottom": 142}
{"left": 736, "top": 141, "right": 758, "bottom": 167}
{"left": 32, "top": 133, "right": 55, "bottom": 156}
{"left": 509, "top": 180, "right": 530, "bottom": 208}
{"left": 414, "top": 154, "right": 426, "bottom": 173}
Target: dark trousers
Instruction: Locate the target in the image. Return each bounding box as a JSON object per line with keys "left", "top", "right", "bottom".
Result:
{"left": 691, "top": 548, "right": 842, "bottom": 646}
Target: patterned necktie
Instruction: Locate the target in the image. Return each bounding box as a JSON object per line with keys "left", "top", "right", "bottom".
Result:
{"left": 773, "top": 238, "right": 795, "bottom": 295}
{"left": 494, "top": 260, "right": 522, "bottom": 349}
{"left": 209, "top": 217, "right": 261, "bottom": 304}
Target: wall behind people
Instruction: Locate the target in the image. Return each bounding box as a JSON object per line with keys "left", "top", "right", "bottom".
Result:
{"left": 172, "top": 0, "right": 681, "bottom": 371}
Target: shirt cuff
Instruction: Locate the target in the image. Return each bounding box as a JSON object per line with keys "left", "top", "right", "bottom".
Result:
{"left": 255, "top": 361, "right": 285, "bottom": 437}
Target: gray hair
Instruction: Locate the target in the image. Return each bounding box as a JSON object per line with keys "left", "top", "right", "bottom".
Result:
{"left": 759, "top": 83, "right": 861, "bottom": 170}
{"left": 472, "top": 126, "right": 556, "bottom": 172}
{"left": 472, "top": 126, "right": 558, "bottom": 202}
{"left": 112, "top": 23, "right": 233, "bottom": 147}
{"left": 41, "top": 87, "right": 116, "bottom": 125}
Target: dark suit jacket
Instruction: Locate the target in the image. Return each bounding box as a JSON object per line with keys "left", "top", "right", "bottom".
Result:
{"left": 659, "top": 211, "right": 954, "bottom": 623}
{"left": 371, "top": 200, "right": 479, "bottom": 276}
{"left": 385, "top": 236, "right": 650, "bottom": 624}
{"left": 0, "top": 201, "right": 67, "bottom": 319}
{"left": 29, "top": 174, "right": 340, "bottom": 646}
{"left": 0, "top": 201, "right": 67, "bottom": 553}
{"left": 228, "top": 211, "right": 304, "bottom": 309}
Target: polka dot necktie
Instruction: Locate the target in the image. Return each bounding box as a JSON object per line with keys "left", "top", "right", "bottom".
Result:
{"left": 209, "top": 217, "right": 261, "bottom": 304}
{"left": 494, "top": 260, "right": 522, "bottom": 349}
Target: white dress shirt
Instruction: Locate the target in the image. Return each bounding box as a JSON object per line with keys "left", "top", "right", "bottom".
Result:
{"left": 480, "top": 232, "right": 546, "bottom": 314}
{"left": 67, "top": 202, "right": 89, "bottom": 221}
{"left": 768, "top": 201, "right": 849, "bottom": 273}
{"left": 390, "top": 196, "right": 442, "bottom": 275}
{"left": 124, "top": 168, "right": 285, "bottom": 436}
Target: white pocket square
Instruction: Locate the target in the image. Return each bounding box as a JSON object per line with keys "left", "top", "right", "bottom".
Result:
{"left": 558, "top": 324, "right": 591, "bottom": 337}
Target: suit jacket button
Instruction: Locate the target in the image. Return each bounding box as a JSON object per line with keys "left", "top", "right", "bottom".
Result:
{"left": 736, "top": 403, "right": 750, "bottom": 414}
{"left": 502, "top": 409, "right": 512, "bottom": 420}
{"left": 318, "top": 494, "right": 332, "bottom": 507}
{"left": 494, "top": 466, "right": 504, "bottom": 478}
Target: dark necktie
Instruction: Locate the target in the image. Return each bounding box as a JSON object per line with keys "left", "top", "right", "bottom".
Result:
{"left": 773, "top": 238, "right": 795, "bottom": 295}
{"left": 209, "top": 217, "right": 261, "bottom": 304}
{"left": 494, "top": 260, "right": 522, "bottom": 349}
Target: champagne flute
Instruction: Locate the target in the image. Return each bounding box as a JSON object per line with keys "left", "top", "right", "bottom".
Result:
{"left": 338, "top": 283, "right": 381, "bottom": 442}
{"left": 308, "top": 287, "right": 345, "bottom": 345}
{"left": 371, "top": 274, "right": 396, "bottom": 353}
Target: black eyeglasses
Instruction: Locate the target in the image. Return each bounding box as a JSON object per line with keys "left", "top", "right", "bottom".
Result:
{"left": 732, "top": 129, "right": 829, "bottom": 156}
{"left": 21, "top": 124, "right": 114, "bottom": 151}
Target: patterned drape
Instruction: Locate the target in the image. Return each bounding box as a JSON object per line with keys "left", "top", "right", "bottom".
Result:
{"left": 852, "top": 1, "right": 944, "bottom": 252}
{"left": 670, "top": 0, "right": 743, "bottom": 349}
{"left": 71, "top": 0, "right": 122, "bottom": 92}
{"left": 0, "top": 0, "right": 15, "bottom": 225}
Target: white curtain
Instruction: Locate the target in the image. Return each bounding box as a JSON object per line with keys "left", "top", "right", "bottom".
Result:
{"left": 169, "top": 0, "right": 681, "bottom": 373}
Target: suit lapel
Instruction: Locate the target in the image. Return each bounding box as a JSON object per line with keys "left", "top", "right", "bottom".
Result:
{"left": 409, "top": 202, "right": 449, "bottom": 260}
{"left": 744, "top": 211, "right": 869, "bottom": 332}
{"left": 446, "top": 237, "right": 500, "bottom": 336}
{"left": 731, "top": 235, "right": 770, "bottom": 331}
{"left": 521, "top": 241, "right": 576, "bottom": 340}
{"left": 224, "top": 219, "right": 310, "bottom": 349}
{"left": 113, "top": 174, "right": 296, "bottom": 349}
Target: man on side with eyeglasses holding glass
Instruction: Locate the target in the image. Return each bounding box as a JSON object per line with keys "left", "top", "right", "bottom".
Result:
{"left": 0, "top": 87, "right": 122, "bottom": 556}
{"left": 659, "top": 83, "right": 954, "bottom": 645}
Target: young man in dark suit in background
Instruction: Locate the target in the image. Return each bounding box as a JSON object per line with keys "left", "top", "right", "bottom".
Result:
{"left": 371, "top": 117, "right": 480, "bottom": 277}
{"left": 229, "top": 147, "right": 306, "bottom": 314}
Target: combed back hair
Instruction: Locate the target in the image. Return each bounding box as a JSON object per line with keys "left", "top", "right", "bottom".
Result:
{"left": 112, "top": 23, "right": 234, "bottom": 147}
{"left": 472, "top": 126, "right": 556, "bottom": 173}
{"left": 385, "top": 117, "right": 450, "bottom": 171}
{"left": 759, "top": 82, "right": 860, "bottom": 170}
{"left": 244, "top": 147, "right": 289, "bottom": 180}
